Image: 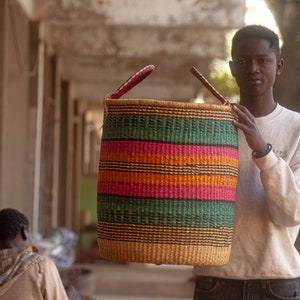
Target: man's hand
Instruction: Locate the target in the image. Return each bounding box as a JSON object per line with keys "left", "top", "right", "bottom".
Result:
{"left": 233, "top": 104, "right": 269, "bottom": 155}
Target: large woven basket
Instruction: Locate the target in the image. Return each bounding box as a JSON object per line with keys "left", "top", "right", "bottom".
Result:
{"left": 97, "top": 66, "right": 239, "bottom": 266}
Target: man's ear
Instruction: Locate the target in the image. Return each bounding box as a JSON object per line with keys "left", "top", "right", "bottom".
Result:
{"left": 229, "top": 60, "right": 235, "bottom": 77}
{"left": 20, "top": 226, "right": 29, "bottom": 241}
{"left": 276, "top": 58, "right": 284, "bottom": 75}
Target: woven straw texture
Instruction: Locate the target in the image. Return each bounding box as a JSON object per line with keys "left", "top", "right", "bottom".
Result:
{"left": 97, "top": 98, "right": 238, "bottom": 266}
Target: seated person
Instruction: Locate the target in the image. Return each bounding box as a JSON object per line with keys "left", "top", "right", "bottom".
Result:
{"left": 0, "top": 208, "right": 68, "bottom": 299}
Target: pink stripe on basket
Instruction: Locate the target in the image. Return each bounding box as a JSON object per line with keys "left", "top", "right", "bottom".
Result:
{"left": 100, "top": 140, "right": 238, "bottom": 158}
{"left": 97, "top": 181, "right": 236, "bottom": 201}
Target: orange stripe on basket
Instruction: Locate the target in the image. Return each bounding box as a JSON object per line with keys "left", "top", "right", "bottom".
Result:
{"left": 100, "top": 152, "right": 239, "bottom": 167}
{"left": 98, "top": 171, "right": 238, "bottom": 188}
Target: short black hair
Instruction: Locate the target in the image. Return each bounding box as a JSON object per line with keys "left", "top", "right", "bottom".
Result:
{"left": 0, "top": 208, "right": 30, "bottom": 241}
{"left": 231, "top": 25, "right": 281, "bottom": 59}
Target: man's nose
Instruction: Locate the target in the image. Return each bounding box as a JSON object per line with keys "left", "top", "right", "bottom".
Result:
{"left": 246, "top": 60, "right": 260, "bottom": 73}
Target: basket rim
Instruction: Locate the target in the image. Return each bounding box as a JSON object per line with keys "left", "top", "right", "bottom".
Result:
{"left": 105, "top": 98, "right": 234, "bottom": 112}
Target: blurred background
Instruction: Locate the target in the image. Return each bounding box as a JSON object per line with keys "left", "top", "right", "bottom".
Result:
{"left": 1, "top": 0, "right": 300, "bottom": 298}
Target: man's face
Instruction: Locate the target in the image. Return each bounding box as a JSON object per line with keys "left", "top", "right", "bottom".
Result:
{"left": 229, "top": 38, "right": 283, "bottom": 98}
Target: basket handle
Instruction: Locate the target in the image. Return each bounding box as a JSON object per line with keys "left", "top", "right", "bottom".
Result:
{"left": 110, "top": 65, "right": 155, "bottom": 99}
{"left": 190, "top": 66, "right": 231, "bottom": 106}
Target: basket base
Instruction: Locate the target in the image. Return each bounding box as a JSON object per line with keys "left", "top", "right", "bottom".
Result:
{"left": 97, "top": 239, "right": 231, "bottom": 266}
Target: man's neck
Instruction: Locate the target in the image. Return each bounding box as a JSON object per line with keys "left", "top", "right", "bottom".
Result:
{"left": 240, "top": 95, "right": 277, "bottom": 117}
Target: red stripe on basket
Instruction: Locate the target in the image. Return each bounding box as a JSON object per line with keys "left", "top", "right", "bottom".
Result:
{"left": 97, "top": 181, "right": 236, "bottom": 201}
{"left": 100, "top": 140, "right": 238, "bottom": 158}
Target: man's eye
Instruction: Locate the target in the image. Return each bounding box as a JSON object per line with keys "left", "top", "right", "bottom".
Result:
{"left": 258, "top": 58, "right": 269, "bottom": 64}
{"left": 236, "top": 59, "right": 247, "bottom": 65}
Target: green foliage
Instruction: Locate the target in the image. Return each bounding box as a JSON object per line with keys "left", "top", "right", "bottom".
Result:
{"left": 209, "top": 58, "right": 239, "bottom": 103}
{"left": 208, "top": 30, "right": 239, "bottom": 103}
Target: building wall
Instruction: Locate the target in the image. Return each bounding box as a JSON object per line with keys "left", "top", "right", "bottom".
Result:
{"left": 0, "top": 0, "right": 37, "bottom": 224}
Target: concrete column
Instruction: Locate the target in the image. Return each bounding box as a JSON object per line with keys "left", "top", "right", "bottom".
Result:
{"left": 0, "top": 0, "right": 5, "bottom": 202}
{"left": 0, "top": 0, "right": 36, "bottom": 222}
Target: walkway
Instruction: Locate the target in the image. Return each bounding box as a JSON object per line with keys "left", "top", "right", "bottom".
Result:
{"left": 74, "top": 261, "right": 195, "bottom": 300}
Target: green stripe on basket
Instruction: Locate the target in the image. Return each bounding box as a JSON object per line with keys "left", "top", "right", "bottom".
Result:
{"left": 97, "top": 194, "right": 234, "bottom": 228}
{"left": 102, "top": 114, "right": 238, "bottom": 146}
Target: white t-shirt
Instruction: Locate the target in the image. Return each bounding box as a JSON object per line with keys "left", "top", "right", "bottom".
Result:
{"left": 193, "top": 103, "right": 300, "bottom": 279}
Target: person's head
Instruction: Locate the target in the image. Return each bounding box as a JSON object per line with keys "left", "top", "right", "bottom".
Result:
{"left": 0, "top": 208, "right": 32, "bottom": 250}
{"left": 231, "top": 25, "right": 281, "bottom": 60}
{"left": 229, "top": 25, "right": 283, "bottom": 102}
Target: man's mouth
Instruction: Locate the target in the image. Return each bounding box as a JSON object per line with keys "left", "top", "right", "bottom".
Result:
{"left": 246, "top": 78, "right": 262, "bottom": 85}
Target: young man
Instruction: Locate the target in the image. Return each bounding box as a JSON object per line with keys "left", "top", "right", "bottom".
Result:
{"left": 0, "top": 208, "right": 68, "bottom": 299}
{"left": 193, "top": 25, "right": 300, "bottom": 299}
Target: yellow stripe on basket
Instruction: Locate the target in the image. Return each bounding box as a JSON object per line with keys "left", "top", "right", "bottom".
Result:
{"left": 97, "top": 239, "right": 232, "bottom": 266}
{"left": 97, "top": 222, "right": 233, "bottom": 246}
{"left": 99, "top": 162, "right": 238, "bottom": 176}
{"left": 106, "top": 99, "right": 236, "bottom": 121}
